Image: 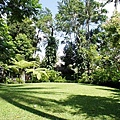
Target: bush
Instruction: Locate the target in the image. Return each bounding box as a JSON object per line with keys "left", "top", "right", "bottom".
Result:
{"left": 40, "top": 73, "right": 50, "bottom": 82}
{"left": 30, "top": 74, "right": 50, "bottom": 83}
{"left": 46, "top": 70, "right": 65, "bottom": 82}
{"left": 16, "top": 78, "right": 24, "bottom": 84}
{"left": 5, "top": 77, "right": 24, "bottom": 84}
{"left": 5, "top": 77, "right": 14, "bottom": 84}
{"left": 54, "top": 76, "right": 66, "bottom": 83}
{"left": 90, "top": 68, "right": 120, "bottom": 88}
{"left": 91, "top": 68, "right": 109, "bottom": 85}
{"left": 78, "top": 72, "right": 92, "bottom": 83}
{"left": 27, "top": 69, "right": 65, "bottom": 83}
{"left": 48, "top": 70, "right": 61, "bottom": 82}
{"left": 76, "top": 67, "right": 120, "bottom": 88}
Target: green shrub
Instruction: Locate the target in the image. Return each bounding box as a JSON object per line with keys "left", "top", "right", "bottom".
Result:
{"left": 5, "top": 77, "right": 14, "bottom": 84}
{"left": 16, "top": 78, "right": 24, "bottom": 84}
{"left": 110, "top": 70, "right": 120, "bottom": 82}
{"left": 78, "top": 72, "right": 92, "bottom": 83}
{"left": 47, "top": 70, "right": 60, "bottom": 82}
{"left": 54, "top": 76, "right": 66, "bottom": 83}
{"left": 40, "top": 73, "right": 50, "bottom": 82}
{"left": 26, "top": 68, "right": 65, "bottom": 83}
{"left": 47, "top": 70, "right": 66, "bottom": 82}
{"left": 90, "top": 67, "right": 120, "bottom": 88}
{"left": 91, "top": 68, "right": 109, "bottom": 85}
{"left": 5, "top": 77, "right": 16, "bottom": 84}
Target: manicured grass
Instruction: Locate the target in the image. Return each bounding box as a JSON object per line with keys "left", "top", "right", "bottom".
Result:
{"left": 0, "top": 83, "right": 120, "bottom": 120}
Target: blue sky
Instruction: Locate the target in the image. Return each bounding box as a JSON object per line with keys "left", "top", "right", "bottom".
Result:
{"left": 40, "top": 0, "right": 59, "bottom": 17}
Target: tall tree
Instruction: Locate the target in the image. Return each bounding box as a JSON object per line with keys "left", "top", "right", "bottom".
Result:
{"left": 90, "top": 11, "right": 120, "bottom": 86}
{"left": 55, "top": 0, "right": 86, "bottom": 77}
{"left": 36, "top": 8, "right": 53, "bottom": 36}
{"left": 83, "top": 0, "right": 107, "bottom": 75}
{"left": 13, "top": 33, "right": 35, "bottom": 61}
{"left": 56, "top": 0, "right": 107, "bottom": 78}
{"left": 37, "top": 8, "right": 58, "bottom": 69}
{"left": 0, "top": 18, "right": 14, "bottom": 64}
{"left": 101, "top": 11, "right": 120, "bottom": 68}
{"left": 56, "top": 0, "right": 85, "bottom": 40}
{"left": 6, "top": 18, "right": 37, "bottom": 62}
{"left": 0, "top": 0, "right": 42, "bottom": 64}
{"left": 45, "top": 36, "right": 58, "bottom": 69}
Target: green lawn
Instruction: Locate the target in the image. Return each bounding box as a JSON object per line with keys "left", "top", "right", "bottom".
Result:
{"left": 0, "top": 83, "right": 120, "bottom": 120}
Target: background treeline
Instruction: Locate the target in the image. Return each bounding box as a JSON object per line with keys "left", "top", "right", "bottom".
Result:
{"left": 0, "top": 0, "right": 120, "bottom": 88}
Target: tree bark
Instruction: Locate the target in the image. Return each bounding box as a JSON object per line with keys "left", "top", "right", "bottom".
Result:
{"left": 20, "top": 70, "right": 25, "bottom": 83}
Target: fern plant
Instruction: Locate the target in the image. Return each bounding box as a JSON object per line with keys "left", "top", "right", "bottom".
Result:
{"left": 8, "top": 59, "right": 36, "bottom": 83}
{"left": 26, "top": 68, "right": 49, "bottom": 82}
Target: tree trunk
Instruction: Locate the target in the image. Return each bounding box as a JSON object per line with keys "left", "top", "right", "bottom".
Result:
{"left": 20, "top": 70, "right": 25, "bottom": 83}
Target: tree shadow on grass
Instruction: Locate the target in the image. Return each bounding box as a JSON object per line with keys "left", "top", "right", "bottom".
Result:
{"left": 96, "top": 87, "right": 120, "bottom": 96}
{"left": 59, "top": 94, "right": 120, "bottom": 119}
{"left": 1, "top": 84, "right": 120, "bottom": 120}
{"left": 1, "top": 96, "right": 66, "bottom": 120}
{"left": 0, "top": 85, "right": 66, "bottom": 120}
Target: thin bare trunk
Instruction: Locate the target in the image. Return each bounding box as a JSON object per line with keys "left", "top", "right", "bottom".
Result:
{"left": 85, "top": 0, "right": 91, "bottom": 76}
{"left": 20, "top": 71, "right": 25, "bottom": 83}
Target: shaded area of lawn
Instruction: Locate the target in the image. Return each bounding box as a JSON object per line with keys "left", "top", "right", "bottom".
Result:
{"left": 96, "top": 87, "right": 120, "bottom": 98}
{"left": 0, "top": 84, "right": 66, "bottom": 120}
{"left": 1, "top": 96, "right": 66, "bottom": 120}
{"left": 59, "top": 95, "right": 120, "bottom": 119}
{"left": 0, "top": 83, "right": 120, "bottom": 120}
